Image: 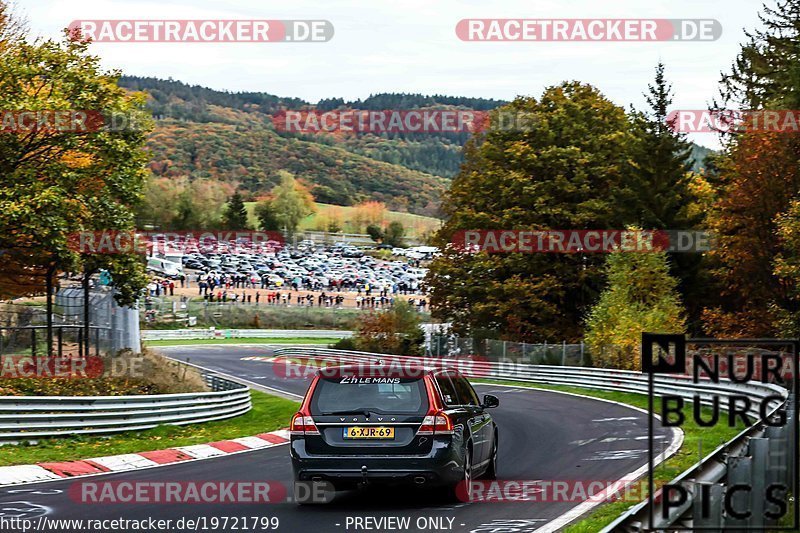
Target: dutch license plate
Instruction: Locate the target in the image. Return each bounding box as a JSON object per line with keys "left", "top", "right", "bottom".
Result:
{"left": 343, "top": 426, "right": 395, "bottom": 439}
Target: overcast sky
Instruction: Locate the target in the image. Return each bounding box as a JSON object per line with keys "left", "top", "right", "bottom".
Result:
{"left": 17, "top": 0, "right": 773, "bottom": 148}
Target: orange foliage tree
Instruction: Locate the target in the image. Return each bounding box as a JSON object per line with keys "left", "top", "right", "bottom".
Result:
{"left": 702, "top": 132, "right": 800, "bottom": 336}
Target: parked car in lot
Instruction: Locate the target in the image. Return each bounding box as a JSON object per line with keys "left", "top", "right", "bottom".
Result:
{"left": 290, "top": 364, "right": 499, "bottom": 500}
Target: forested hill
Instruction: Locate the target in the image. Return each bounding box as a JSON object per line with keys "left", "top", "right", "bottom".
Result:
{"left": 118, "top": 76, "right": 714, "bottom": 214}
{"left": 120, "top": 76, "right": 505, "bottom": 182}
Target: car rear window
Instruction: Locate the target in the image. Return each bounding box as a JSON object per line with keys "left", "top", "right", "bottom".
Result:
{"left": 310, "top": 377, "right": 428, "bottom": 415}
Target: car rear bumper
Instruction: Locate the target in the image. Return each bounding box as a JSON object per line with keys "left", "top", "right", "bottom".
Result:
{"left": 290, "top": 438, "right": 463, "bottom": 486}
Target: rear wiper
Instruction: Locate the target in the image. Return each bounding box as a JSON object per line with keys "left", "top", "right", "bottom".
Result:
{"left": 322, "top": 408, "right": 373, "bottom": 418}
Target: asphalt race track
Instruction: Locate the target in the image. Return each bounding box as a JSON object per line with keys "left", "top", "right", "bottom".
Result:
{"left": 0, "top": 345, "right": 676, "bottom": 533}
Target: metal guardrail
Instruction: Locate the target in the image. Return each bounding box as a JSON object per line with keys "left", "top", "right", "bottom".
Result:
{"left": 0, "top": 371, "right": 251, "bottom": 440}
{"left": 141, "top": 329, "right": 352, "bottom": 341}
{"left": 272, "top": 347, "right": 791, "bottom": 531}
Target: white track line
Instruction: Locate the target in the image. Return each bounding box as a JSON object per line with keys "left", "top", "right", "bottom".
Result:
{"left": 480, "top": 382, "right": 684, "bottom": 533}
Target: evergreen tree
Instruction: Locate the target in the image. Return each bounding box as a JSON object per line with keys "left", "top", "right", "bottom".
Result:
{"left": 719, "top": 0, "right": 800, "bottom": 109}
{"left": 630, "top": 62, "right": 705, "bottom": 332}
{"left": 630, "top": 63, "right": 696, "bottom": 229}
{"left": 222, "top": 191, "right": 250, "bottom": 229}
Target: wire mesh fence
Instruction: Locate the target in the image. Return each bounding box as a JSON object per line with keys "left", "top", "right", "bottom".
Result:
{"left": 0, "top": 285, "right": 140, "bottom": 357}
{"left": 141, "top": 298, "right": 431, "bottom": 330}
{"left": 0, "top": 325, "right": 109, "bottom": 357}
{"left": 427, "top": 334, "right": 587, "bottom": 366}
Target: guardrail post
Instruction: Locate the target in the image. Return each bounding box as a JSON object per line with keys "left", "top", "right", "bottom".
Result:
{"left": 725, "top": 455, "right": 752, "bottom": 529}
{"left": 693, "top": 482, "right": 723, "bottom": 530}
{"left": 765, "top": 425, "right": 787, "bottom": 488}
{"left": 749, "top": 437, "right": 769, "bottom": 528}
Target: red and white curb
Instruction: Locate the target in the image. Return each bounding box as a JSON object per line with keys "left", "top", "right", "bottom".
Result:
{"left": 0, "top": 429, "right": 290, "bottom": 487}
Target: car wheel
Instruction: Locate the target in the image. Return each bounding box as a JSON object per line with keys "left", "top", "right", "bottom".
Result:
{"left": 463, "top": 445, "right": 473, "bottom": 487}
{"left": 482, "top": 434, "right": 498, "bottom": 480}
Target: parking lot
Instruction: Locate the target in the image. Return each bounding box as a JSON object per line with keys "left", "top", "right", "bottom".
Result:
{"left": 146, "top": 239, "right": 435, "bottom": 303}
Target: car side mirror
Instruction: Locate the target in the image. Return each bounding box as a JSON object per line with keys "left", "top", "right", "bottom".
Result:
{"left": 482, "top": 394, "right": 499, "bottom": 408}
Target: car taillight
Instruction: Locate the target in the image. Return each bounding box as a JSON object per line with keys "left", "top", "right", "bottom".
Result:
{"left": 291, "top": 375, "right": 320, "bottom": 436}
{"left": 290, "top": 412, "right": 320, "bottom": 436}
{"left": 417, "top": 410, "right": 453, "bottom": 435}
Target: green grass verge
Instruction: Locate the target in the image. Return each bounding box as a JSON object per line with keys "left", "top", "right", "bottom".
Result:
{"left": 0, "top": 390, "right": 300, "bottom": 466}
{"left": 144, "top": 337, "right": 340, "bottom": 346}
{"left": 473, "top": 379, "right": 744, "bottom": 533}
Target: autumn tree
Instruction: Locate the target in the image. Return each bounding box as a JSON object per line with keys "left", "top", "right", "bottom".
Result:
{"left": 0, "top": 21, "right": 152, "bottom": 306}
{"left": 585, "top": 244, "right": 686, "bottom": 370}
{"left": 350, "top": 299, "right": 425, "bottom": 356}
{"left": 352, "top": 201, "right": 387, "bottom": 233}
{"left": 326, "top": 214, "right": 343, "bottom": 233}
{"left": 187, "top": 179, "right": 233, "bottom": 229}
{"left": 773, "top": 199, "right": 800, "bottom": 336}
{"left": 270, "top": 171, "right": 315, "bottom": 235}
{"left": 138, "top": 176, "right": 184, "bottom": 228}
{"left": 702, "top": 0, "right": 800, "bottom": 336}
{"left": 0, "top": 0, "right": 24, "bottom": 54}
{"left": 136, "top": 176, "right": 233, "bottom": 230}
{"left": 427, "top": 82, "right": 640, "bottom": 341}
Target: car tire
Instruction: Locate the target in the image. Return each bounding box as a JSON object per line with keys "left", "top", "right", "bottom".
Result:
{"left": 441, "top": 443, "right": 473, "bottom": 503}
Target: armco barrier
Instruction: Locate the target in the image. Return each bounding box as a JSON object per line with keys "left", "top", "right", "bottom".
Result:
{"left": 272, "top": 347, "right": 792, "bottom": 531}
{"left": 141, "top": 329, "right": 352, "bottom": 341}
{"left": 0, "top": 372, "right": 251, "bottom": 440}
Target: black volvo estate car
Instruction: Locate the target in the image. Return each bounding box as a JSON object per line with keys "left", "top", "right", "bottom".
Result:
{"left": 290, "top": 365, "right": 499, "bottom": 498}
